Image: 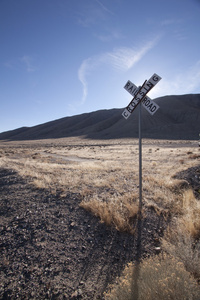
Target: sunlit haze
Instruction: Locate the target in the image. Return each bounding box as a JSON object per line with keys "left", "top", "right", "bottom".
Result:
{"left": 0, "top": 0, "right": 200, "bottom": 132}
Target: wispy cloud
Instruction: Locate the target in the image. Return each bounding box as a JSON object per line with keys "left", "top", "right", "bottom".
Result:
{"left": 179, "top": 62, "right": 200, "bottom": 93}
{"left": 95, "top": 29, "right": 124, "bottom": 42}
{"left": 77, "top": 0, "right": 114, "bottom": 27}
{"left": 173, "top": 29, "right": 188, "bottom": 41}
{"left": 4, "top": 61, "right": 15, "bottom": 69}
{"left": 95, "top": 0, "right": 114, "bottom": 15}
{"left": 78, "top": 59, "right": 91, "bottom": 104}
{"left": 78, "top": 37, "right": 159, "bottom": 104}
{"left": 185, "top": 60, "right": 200, "bottom": 92}
{"left": 4, "top": 55, "right": 36, "bottom": 72}
{"left": 161, "top": 18, "right": 182, "bottom": 26}
{"left": 161, "top": 18, "right": 187, "bottom": 41}
{"left": 105, "top": 39, "right": 158, "bottom": 71}
{"left": 150, "top": 60, "right": 200, "bottom": 99}
{"left": 20, "top": 55, "right": 36, "bottom": 72}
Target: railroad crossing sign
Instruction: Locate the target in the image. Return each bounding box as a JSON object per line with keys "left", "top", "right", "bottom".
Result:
{"left": 122, "top": 73, "right": 162, "bottom": 119}
{"left": 122, "top": 74, "right": 162, "bottom": 298}
{"left": 121, "top": 72, "right": 162, "bottom": 212}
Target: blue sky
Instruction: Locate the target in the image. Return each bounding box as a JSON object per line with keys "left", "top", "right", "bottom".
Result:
{"left": 0, "top": 0, "right": 200, "bottom": 133}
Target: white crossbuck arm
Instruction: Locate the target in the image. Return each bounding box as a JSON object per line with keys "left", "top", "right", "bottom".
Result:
{"left": 122, "top": 73, "right": 162, "bottom": 119}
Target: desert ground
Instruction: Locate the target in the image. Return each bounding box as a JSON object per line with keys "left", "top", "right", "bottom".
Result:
{"left": 0, "top": 137, "right": 200, "bottom": 299}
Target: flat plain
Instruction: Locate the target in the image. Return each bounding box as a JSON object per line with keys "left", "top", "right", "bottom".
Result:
{"left": 0, "top": 137, "right": 200, "bottom": 299}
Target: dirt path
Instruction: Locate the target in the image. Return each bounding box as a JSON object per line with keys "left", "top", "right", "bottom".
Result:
{"left": 0, "top": 168, "right": 166, "bottom": 299}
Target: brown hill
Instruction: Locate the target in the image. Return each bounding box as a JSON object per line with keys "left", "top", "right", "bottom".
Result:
{"left": 0, "top": 94, "right": 200, "bottom": 140}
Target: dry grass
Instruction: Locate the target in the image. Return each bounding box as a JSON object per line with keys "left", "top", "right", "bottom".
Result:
{"left": 180, "top": 189, "right": 200, "bottom": 239}
{"left": 80, "top": 194, "right": 138, "bottom": 233}
{"left": 161, "top": 189, "right": 200, "bottom": 279}
{"left": 0, "top": 138, "right": 199, "bottom": 230}
{"left": 105, "top": 254, "right": 200, "bottom": 300}
{"left": 162, "top": 225, "right": 200, "bottom": 279}
{"left": 107, "top": 187, "right": 200, "bottom": 299}
{"left": 1, "top": 138, "right": 200, "bottom": 297}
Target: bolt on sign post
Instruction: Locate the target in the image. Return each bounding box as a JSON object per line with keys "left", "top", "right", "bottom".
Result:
{"left": 122, "top": 73, "right": 162, "bottom": 209}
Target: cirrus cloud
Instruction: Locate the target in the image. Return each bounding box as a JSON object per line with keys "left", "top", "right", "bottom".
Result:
{"left": 149, "top": 60, "right": 200, "bottom": 99}
{"left": 78, "top": 37, "right": 160, "bottom": 104}
{"left": 20, "top": 55, "right": 36, "bottom": 72}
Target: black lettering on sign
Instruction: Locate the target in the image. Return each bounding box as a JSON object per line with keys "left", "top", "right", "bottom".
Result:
{"left": 127, "top": 106, "right": 133, "bottom": 113}
{"left": 130, "top": 99, "right": 137, "bottom": 106}
{"left": 129, "top": 103, "right": 135, "bottom": 110}
{"left": 142, "top": 96, "right": 148, "bottom": 104}
{"left": 134, "top": 100, "right": 138, "bottom": 106}
{"left": 139, "top": 91, "right": 145, "bottom": 97}
{"left": 146, "top": 82, "right": 154, "bottom": 89}
{"left": 124, "top": 81, "right": 131, "bottom": 89}
{"left": 144, "top": 99, "right": 150, "bottom": 106}
{"left": 122, "top": 110, "right": 129, "bottom": 118}
{"left": 151, "top": 105, "right": 156, "bottom": 112}
{"left": 148, "top": 103, "right": 153, "bottom": 110}
{"left": 142, "top": 86, "right": 148, "bottom": 93}
{"left": 128, "top": 86, "right": 137, "bottom": 94}
{"left": 152, "top": 75, "right": 159, "bottom": 82}
{"left": 133, "top": 88, "right": 139, "bottom": 96}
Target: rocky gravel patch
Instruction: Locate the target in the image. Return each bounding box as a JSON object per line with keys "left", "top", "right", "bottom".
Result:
{"left": 174, "top": 164, "right": 200, "bottom": 199}
{"left": 0, "top": 168, "right": 166, "bottom": 299}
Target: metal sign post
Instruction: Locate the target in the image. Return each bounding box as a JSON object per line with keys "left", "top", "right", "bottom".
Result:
{"left": 138, "top": 101, "right": 142, "bottom": 211}
{"left": 122, "top": 73, "right": 162, "bottom": 299}
{"left": 122, "top": 73, "right": 162, "bottom": 207}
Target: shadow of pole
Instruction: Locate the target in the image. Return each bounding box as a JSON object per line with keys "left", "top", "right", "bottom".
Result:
{"left": 131, "top": 205, "right": 142, "bottom": 299}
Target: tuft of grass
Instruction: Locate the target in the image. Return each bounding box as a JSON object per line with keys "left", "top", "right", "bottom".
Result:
{"left": 80, "top": 195, "right": 138, "bottom": 233}
{"left": 162, "top": 189, "right": 200, "bottom": 279}
{"left": 162, "top": 226, "right": 200, "bottom": 280}
{"left": 181, "top": 190, "right": 200, "bottom": 239}
{"left": 105, "top": 254, "right": 200, "bottom": 300}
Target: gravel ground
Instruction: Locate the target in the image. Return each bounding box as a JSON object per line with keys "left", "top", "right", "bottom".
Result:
{"left": 0, "top": 168, "right": 172, "bottom": 299}
{"left": 174, "top": 164, "right": 200, "bottom": 199}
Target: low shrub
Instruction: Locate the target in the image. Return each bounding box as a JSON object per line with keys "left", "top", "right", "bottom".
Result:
{"left": 80, "top": 196, "right": 138, "bottom": 233}
{"left": 105, "top": 254, "right": 200, "bottom": 300}
{"left": 162, "top": 226, "right": 200, "bottom": 280}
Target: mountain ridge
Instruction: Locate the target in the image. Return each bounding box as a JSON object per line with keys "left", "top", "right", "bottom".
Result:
{"left": 1, "top": 94, "right": 200, "bottom": 141}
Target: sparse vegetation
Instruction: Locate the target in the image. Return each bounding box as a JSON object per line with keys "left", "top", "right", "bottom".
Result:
{"left": 161, "top": 189, "right": 200, "bottom": 279}
{"left": 0, "top": 138, "right": 200, "bottom": 297}
{"left": 105, "top": 178, "right": 200, "bottom": 299}
{"left": 80, "top": 195, "right": 138, "bottom": 233}
{"left": 0, "top": 139, "right": 198, "bottom": 225}
{"left": 105, "top": 254, "right": 200, "bottom": 300}
{"left": 0, "top": 140, "right": 199, "bottom": 229}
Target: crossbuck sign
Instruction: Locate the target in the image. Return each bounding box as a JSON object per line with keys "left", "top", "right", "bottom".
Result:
{"left": 122, "top": 73, "right": 162, "bottom": 119}
{"left": 122, "top": 74, "right": 162, "bottom": 296}
{"left": 121, "top": 73, "right": 162, "bottom": 213}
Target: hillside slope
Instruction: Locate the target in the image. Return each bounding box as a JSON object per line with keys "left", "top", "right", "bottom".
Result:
{"left": 0, "top": 94, "right": 200, "bottom": 140}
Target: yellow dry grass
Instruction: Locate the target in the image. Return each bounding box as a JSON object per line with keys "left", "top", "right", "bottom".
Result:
{"left": 161, "top": 189, "right": 200, "bottom": 279}
{"left": 80, "top": 194, "right": 138, "bottom": 233}
{"left": 0, "top": 138, "right": 199, "bottom": 231}
{"left": 105, "top": 254, "right": 200, "bottom": 300}
{"left": 1, "top": 138, "right": 200, "bottom": 297}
